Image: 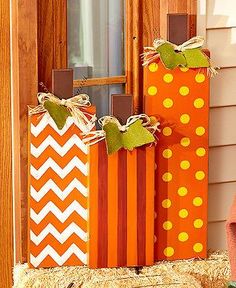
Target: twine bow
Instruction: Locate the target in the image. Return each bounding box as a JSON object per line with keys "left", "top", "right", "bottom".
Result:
{"left": 83, "top": 114, "right": 160, "bottom": 145}
{"left": 29, "top": 93, "right": 97, "bottom": 132}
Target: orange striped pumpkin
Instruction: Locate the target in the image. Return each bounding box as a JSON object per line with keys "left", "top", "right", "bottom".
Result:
{"left": 88, "top": 141, "right": 155, "bottom": 268}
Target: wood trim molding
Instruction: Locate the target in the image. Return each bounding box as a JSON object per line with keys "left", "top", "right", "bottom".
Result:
{"left": 0, "top": 0, "right": 13, "bottom": 285}
{"left": 38, "top": 0, "right": 67, "bottom": 91}
{"left": 73, "top": 76, "right": 127, "bottom": 88}
{"left": 11, "top": 0, "right": 38, "bottom": 263}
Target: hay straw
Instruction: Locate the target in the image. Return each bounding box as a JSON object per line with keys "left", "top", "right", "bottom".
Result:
{"left": 13, "top": 251, "right": 230, "bottom": 288}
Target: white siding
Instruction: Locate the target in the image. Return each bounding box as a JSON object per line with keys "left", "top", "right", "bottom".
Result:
{"left": 198, "top": 0, "right": 236, "bottom": 251}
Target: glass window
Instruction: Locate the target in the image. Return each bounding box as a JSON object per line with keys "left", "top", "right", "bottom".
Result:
{"left": 67, "top": 0, "right": 125, "bottom": 118}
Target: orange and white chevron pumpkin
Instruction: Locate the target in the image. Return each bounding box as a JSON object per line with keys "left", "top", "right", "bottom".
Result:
{"left": 28, "top": 107, "right": 95, "bottom": 268}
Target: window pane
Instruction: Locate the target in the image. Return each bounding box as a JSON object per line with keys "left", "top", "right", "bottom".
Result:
{"left": 74, "top": 84, "right": 125, "bottom": 119}
{"left": 67, "top": 0, "right": 125, "bottom": 78}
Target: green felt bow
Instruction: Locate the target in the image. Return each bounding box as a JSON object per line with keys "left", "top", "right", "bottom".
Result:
{"left": 103, "top": 119, "right": 155, "bottom": 154}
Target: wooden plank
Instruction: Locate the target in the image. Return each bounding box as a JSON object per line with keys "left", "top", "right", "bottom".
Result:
{"left": 209, "top": 146, "right": 236, "bottom": 184}
{"left": 142, "top": 0, "right": 160, "bottom": 46}
{"left": 207, "top": 28, "right": 236, "bottom": 67}
{"left": 73, "top": 76, "right": 127, "bottom": 88}
{"left": 160, "top": 0, "right": 196, "bottom": 40}
{"left": 11, "top": 0, "right": 38, "bottom": 263}
{"left": 210, "top": 68, "right": 236, "bottom": 107}
{"left": 208, "top": 221, "right": 227, "bottom": 250}
{"left": 0, "top": 0, "right": 13, "bottom": 284}
{"left": 208, "top": 182, "right": 236, "bottom": 222}
{"left": 38, "top": 0, "right": 67, "bottom": 90}
{"left": 206, "top": 0, "right": 236, "bottom": 28}
{"left": 209, "top": 106, "right": 236, "bottom": 147}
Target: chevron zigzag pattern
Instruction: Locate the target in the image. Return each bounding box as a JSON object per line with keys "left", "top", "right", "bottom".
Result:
{"left": 29, "top": 112, "right": 91, "bottom": 268}
{"left": 30, "top": 178, "right": 87, "bottom": 202}
{"left": 30, "top": 244, "right": 87, "bottom": 267}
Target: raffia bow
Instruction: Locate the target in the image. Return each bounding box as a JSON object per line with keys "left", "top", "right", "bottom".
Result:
{"left": 82, "top": 114, "right": 160, "bottom": 146}
{"left": 29, "top": 93, "right": 97, "bottom": 133}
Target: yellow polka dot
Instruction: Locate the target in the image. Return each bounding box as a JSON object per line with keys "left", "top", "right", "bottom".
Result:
{"left": 181, "top": 137, "right": 190, "bottom": 147}
{"left": 148, "top": 86, "right": 158, "bottom": 96}
{"left": 194, "top": 98, "right": 205, "bottom": 109}
{"left": 163, "top": 221, "right": 173, "bottom": 230}
{"left": 162, "top": 172, "right": 173, "bottom": 182}
{"left": 178, "top": 232, "right": 189, "bottom": 242}
{"left": 163, "top": 73, "right": 174, "bottom": 83}
{"left": 162, "top": 199, "right": 172, "bottom": 209}
{"left": 193, "top": 197, "right": 203, "bottom": 207}
{"left": 179, "top": 86, "right": 190, "bottom": 96}
{"left": 162, "top": 149, "right": 173, "bottom": 159}
{"left": 179, "top": 209, "right": 189, "bottom": 218}
{"left": 164, "top": 247, "right": 175, "bottom": 257}
{"left": 163, "top": 127, "right": 172, "bottom": 136}
{"left": 196, "top": 126, "right": 206, "bottom": 136}
{"left": 180, "top": 67, "right": 189, "bottom": 72}
{"left": 180, "top": 114, "right": 190, "bottom": 124}
{"left": 194, "top": 219, "right": 204, "bottom": 229}
{"left": 196, "top": 147, "right": 206, "bottom": 157}
{"left": 178, "top": 187, "right": 188, "bottom": 197}
{"left": 149, "top": 63, "right": 158, "bottom": 72}
{"left": 195, "top": 74, "right": 206, "bottom": 83}
{"left": 195, "top": 171, "right": 205, "bottom": 180}
{"left": 163, "top": 98, "right": 174, "bottom": 108}
{"left": 193, "top": 243, "right": 203, "bottom": 253}
{"left": 180, "top": 160, "right": 190, "bottom": 170}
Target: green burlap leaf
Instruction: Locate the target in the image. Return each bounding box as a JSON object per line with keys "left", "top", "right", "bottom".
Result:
{"left": 156, "top": 43, "right": 187, "bottom": 69}
{"left": 103, "top": 119, "right": 155, "bottom": 155}
{"left": 123, "top": 119, "right": 155, "bottom": 151}
{"left": 44, "top": 100, "right": 71, "bottom": 130}
{"left": 228, "top": 282, "right": 236, "bottom": 288}
{"left": 182, "top": 48, "right": 210, "bottom": 68}
{"left": 103, "top": 122, "right": 123, "bottom": 154}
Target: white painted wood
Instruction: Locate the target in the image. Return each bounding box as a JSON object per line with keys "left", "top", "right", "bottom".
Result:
{"left": 207, "top": 0, "right": 236, "bottom": 28}
{"left": 210, "top": 68, "right": 236, "bottom": 107}
{"left": 208, "top": 182, "right": 236, "bottom": 222}
{"left": 206, "top": 28, "right": 236, "bottom": 67}
{"left": 209, "top": 146, "right": 236, "bottom": 184}
{"left": 209, "top": 107, "right": 236, "bottom": 147}
{"left": 208, "top": 221, "right": 227, "bottom": 250}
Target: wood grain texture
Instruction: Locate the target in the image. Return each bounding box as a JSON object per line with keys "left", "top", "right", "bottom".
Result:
{"left": 160, "top": 0, "right": 197, "bottom": 39}
{"left": 38, "top": 0, "right": 67, "bottom": 90}
{"left": 0, "top": 0, "right": 13, "bottom": 285}
{"left": 73, "top": 76, "right": 127, "bottom": 88}
{"left": 11, "top": 0, "right": 38, "bottom": 263}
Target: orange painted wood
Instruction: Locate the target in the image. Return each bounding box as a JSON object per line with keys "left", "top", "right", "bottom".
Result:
{"left": 38, "top": 0, "right": 67, "bottom": 91}
{"left": 11, "top": 0, "right": 38, "bottom": 263}
{"left": 144, "top": 61, "right": 209, "bottom": 261}
{"left": 73, "top": 76, "right": 127, "bottom": 88}
{"left": 0, "top": 0, "right": 13, "bottom": 285}
{"left": 88, "top": 144, "right": 155, "bottom": 268}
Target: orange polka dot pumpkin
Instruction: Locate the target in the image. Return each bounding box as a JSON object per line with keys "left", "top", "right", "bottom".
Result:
{"left": 144, "top": 59, "right": 209, "bottom": 261}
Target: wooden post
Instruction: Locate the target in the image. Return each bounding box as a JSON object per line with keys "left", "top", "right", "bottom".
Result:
{"left": 0, "top": 0, "right": 13, "bottom": 285}
{"left": 111, "top": 94, "right": 134, "bottom": 125}
{"left": 52, "top": 69, "right": 73, "bottom": 99}
{"left": 11, "top": 0, "right": 38, "bottom": 263}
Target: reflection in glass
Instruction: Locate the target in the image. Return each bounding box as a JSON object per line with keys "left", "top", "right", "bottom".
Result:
{"left": 67, "top": 0, "right": 125, "bottom": 117}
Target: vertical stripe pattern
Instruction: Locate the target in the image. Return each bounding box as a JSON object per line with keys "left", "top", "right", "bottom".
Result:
{"left": 88, "top": 145, "right": 155, "bottom": 268}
